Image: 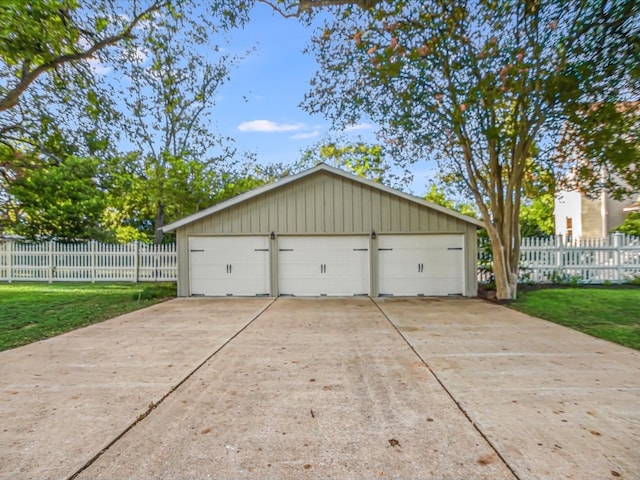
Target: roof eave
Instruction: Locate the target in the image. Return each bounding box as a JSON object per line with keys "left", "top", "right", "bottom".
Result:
{"left": 162, "top": 163, "right": 485, "bottom": 232}
{"left": 161, "top": 164, "right": 328, "bottom": 233}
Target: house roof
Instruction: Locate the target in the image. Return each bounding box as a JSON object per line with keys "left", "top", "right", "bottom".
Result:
{"left": 161, "top": 163, "right": 485, "bottom": 233}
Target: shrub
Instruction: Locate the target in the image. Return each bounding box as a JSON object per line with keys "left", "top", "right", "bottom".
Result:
{"left": 132, "top": 283, "right": 176, "bottom": 301}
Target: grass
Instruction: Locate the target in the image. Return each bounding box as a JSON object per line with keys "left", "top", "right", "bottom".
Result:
{"left": 0, "top": 282, "right": 176, "bottom": 352}
{"left": 511, "top": 286, "right": 640, "bottom": 351}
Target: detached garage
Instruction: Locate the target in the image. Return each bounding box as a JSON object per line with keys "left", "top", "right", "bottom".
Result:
{"left": 161, "top": 164, "right": 484, "bottom": 297}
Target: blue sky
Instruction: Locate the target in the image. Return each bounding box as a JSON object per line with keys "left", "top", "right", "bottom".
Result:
{"left": 97, "top": 4, "right": 436, "bottom": 195}
{"left": 214, "top": 5, "right": 334, "bottom": 162}
{"left": 207, "top": 4, "right": 437, "bottom": 195}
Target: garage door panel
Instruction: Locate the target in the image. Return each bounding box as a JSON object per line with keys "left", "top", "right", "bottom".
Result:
{"left": 278, "top": 236, "right": 369, "bottom": 296}
{"left": 378, "top": 235, "right": 464, "bottom": 296}
{"left": 189, "top": 237, "right": 269, "bottom": 296}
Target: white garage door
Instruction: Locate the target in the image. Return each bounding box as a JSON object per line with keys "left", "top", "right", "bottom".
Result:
{"left": 378, "top": 235, "right": 464, "bottom": 296}
{"left": 189, "top": 236, "right": 270, "bottom": 296}
{"left": 278, "top": 236, "right": 369, "bottom": 296}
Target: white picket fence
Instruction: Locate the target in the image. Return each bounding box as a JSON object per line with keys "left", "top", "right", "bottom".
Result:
{"left": 0, "top": 241, "right": 176, "bottom": 283}
{"left": 2, "top": 235, "right": 639, "bottom": 285}
{"left": 479, "top": 234, "right": 640, "bottom": 284}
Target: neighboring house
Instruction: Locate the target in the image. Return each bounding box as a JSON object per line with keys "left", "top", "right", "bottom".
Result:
{"left": 161, "top": 163, "right": 484, "bottom": 298}
{"left": 554, "top": 190, "right": 637, "bottom": 239}
{"left": 553, "top": 101, "right": 639, "bottom": 239}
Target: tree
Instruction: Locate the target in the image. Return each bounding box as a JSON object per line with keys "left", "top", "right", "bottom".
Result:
{"left": 0, "top": 0, "right": 164, "bottom": 112}
{"left": 615, "top": 212, "right": 640, "bottom": 236}
{"left": 519, "top": 194, "right": 555, "bottom": 238}
{"left": 113, "top": 5, "right": 242, "bottom": 243}
{"left": 0, "top": 1, "right": 170, "bottom": 237}
{"left": 555, "top": 103, "right": 640, "bottom": 197}
{"left": 299, "top": 139, "right": 411, "bottom": 187}
{"left": 7, "top": 156, "right": 105, "bottom": 241}
{"left": 211, "top": 0, "right": 380, "bottom": 25}
{"left": 288, "top": 0, "right": 639, "bottom": 299}
{"left": 520, "top": 162, "right": 556, "bottom": 237}
{"left": 424, "top": 184, "right": 477, "bottom": 219}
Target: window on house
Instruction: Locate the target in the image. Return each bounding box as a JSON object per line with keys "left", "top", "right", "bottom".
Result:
{"left": 566, "top": 217, "right": 573, "bottom": 242}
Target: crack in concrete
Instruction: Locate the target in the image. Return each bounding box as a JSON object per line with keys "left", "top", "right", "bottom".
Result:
{"left": 66, "top": 297, "right": 278, "bottom": 480}
{"left": 370, "top": 297, "right": 522, "bottom": 480}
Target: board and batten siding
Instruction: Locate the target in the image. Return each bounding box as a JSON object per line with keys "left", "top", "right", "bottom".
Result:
{"left": 175, "top": 171, "right": 478, "bottom": 296}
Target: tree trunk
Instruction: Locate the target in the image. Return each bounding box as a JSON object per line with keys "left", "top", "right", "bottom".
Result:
{"left": 486, "top": 226, "right": 519, "bottom": 300}
{"left": 154, "top": 203, "right": 165, "bottom": 244}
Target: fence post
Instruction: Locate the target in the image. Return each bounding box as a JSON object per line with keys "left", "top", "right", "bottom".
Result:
{"left": 155, "top": 246, "right": 159, "bottom": 283}
{"left": 555, "top": 235, "right": 564, "bottom": 275}
{"left": 90, "top": 241, "right": 96, "bottom": 283}
{"left": 613, "top": 233, "right": 622, "bottom": 281}
{"left": 7, "top": 240, "right": 12, "bottom": 283}
{"left": 48, "top": 241, "right": 54, "bottom": 283}
{"left": 134, "top": 241, "right": 140, "bottom": 283}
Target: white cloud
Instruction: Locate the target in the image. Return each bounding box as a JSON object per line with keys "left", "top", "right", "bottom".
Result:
{"left": 132, "top": 47, "right": 149, "bottom": 64}
{"left": 345, "top": 123, "right": 373, "bottom": 132}
{"left": 289, "top": 130, "right": 320, "bottom": 140}
{"left": 238, "top": 119, "right": 306, "bottom": 133}
{"left": 87, "top": 58, "right": 112, "bottom": 76}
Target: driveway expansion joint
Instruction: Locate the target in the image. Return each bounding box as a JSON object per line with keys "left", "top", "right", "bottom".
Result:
{"left": 370, "top": 297, "right": 522, "bottom": 480}
{"left": 66, "top": 297, "right": 278, "bottom": 480}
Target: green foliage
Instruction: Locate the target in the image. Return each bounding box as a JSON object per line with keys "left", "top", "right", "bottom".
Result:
{"left": 0, "top": 0, "right": 84, "bottom": 63}
{"left": 520, "top": 162, "right": 556, "bottom": 237}
{"left": 104, "top": 152, "right": 222, "bottom": 244}
{"left": 557, "top": 103, "right": 640, "bottom": 197}
{"left": 299, "top": 139, "right": 411, "bottom": 188}
{"left": 615, "top": 212, "right": 640, "bottom": 237}
{"left": 296, "top": 0, "right": 638, "bottom": 299}
{"left": 111, "top": 4, "right": 246, "bottom": 243}
{"left": 210, "top": 168, "right": 276, "bottom": 205}
{"left": 0, "top": 282, "right": 175, "bottom": 351}
{"left": 0, "top": 0, "right": 163, "bottom": 111}
{"left": 0, "top": 1, "right": 168, "bottom": 238}
{"left": 8, "top": 156, "right": 105, "bottom": 241}
{"left": 424, "top": 184, "right": 477, "bottom": 218}
{"left": 520, "top": 193, "right": 555, "bottom": 238}
{"left": 133, "top": 283, "right": 177, "bottom": 301}
{"left": 547, "top": 271, "right": 583, "bottom": 287}
{"left": 103, "top": 156, "right": 284, "bottom": 244}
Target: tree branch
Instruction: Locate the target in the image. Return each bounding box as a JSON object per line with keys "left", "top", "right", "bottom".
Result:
{"left": 257, "top": 0, "right": 379, "bottom": 18}
{"left": 0, "top": 2, "right": 163, "bottom": 112}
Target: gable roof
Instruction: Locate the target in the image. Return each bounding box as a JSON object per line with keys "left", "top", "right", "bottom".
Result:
{"left": 161, "top": 163, "right": 485, "bottom": 233}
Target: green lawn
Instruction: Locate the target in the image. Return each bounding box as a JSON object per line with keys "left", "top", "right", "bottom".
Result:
{"left": 511, "top": 287, "right": 640, "bottom": 351}
{"left": 0, "top": 282, "right": 176, "bottom": 352}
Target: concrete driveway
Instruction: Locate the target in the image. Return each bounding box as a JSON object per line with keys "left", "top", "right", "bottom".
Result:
{"left": 1, "top": 297, "right": 638, "bottom": 479}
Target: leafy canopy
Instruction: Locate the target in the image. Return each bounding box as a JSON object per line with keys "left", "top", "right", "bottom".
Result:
{"left": 8, "top": 156, "right": 105, "bottom": 241}
{"left": 296, "top": 0, "right": 638, "bottom": 299}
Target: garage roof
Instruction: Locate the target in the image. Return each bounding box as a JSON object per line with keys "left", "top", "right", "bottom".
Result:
{"left": 161, "top": 163, "right": 485, "bottom": 233}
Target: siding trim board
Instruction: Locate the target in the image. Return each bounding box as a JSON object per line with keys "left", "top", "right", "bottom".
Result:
{"left": 171, "top": 164, "right": 481, "bottom": 297}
